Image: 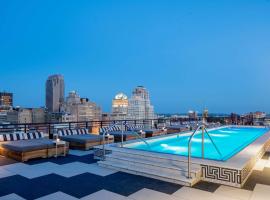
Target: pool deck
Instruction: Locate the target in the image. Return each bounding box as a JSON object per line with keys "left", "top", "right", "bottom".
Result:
{"left": 1, "top": 149, "right": 270, "bottom": 199}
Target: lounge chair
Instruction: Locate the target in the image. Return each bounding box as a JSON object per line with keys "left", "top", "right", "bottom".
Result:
{"left": 166, "top": 124, "right": 190, "bottom": 134}
{"left": 0, "top": 132, "right": 68, "bottom": 162}
{"left": 125, "top": 124, "right": 166, "bottom": 138}
{"left": 57, "top": 128, "right": 114, "bottom": 150}
{"left": 99, "top": 126, "right": 145, "bottom": 142}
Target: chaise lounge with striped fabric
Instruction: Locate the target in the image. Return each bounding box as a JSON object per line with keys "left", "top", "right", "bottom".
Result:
{"left": 99, "top": 125, "right": 145, "bottom": 142}
{"left": 125, "top": 124, "right": 166, "bottom": 138}
{"left": 166, "top": 124, "right": 190, "bottom": 134}
{"left": 57, "top": 128, "right": 114, "bottom": 150}
{"left": 0, "top": 131, "right": 68, "bottom": 162}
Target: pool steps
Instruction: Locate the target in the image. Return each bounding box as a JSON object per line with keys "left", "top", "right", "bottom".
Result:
{"left": 98, "top": 146, "right": 201, "bottom": 186}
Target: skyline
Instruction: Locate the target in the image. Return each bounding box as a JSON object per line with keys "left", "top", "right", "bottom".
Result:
{"left": 1, "top": 0, "right": 270, "bottom": 113}
{"left": 0, "top": 73, "right": 268, "bottom": 115}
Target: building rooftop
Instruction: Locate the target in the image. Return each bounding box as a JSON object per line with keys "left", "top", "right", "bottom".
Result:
{"left": 0, "top": 118, "right": 270, "bottom": 199}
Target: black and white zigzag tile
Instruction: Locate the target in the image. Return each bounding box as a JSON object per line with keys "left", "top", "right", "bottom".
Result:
{"left": 1, "top": 151, "right": 269, "bottom": 200}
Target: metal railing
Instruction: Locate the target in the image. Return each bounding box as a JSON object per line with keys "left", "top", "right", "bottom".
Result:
{"left": 0, "top": 116, "right": 223, "bottom": 133}
{"left": 0, "top": 118, "right": 161, "bottom": 137}
{"left": 102, "top": 123, "right": 116, "bottom": 160}
{"left": 101, "top": 121, "right": 150, "bottom": 160}
{"left": 187, "top": 122, "right": 222, "bottom": 179}
{"left": 2, "top": 115, "right": 264, "bottom": 135}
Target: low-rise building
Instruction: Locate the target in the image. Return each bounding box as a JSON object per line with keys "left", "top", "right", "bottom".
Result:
{"left": 188, "top": 110, "right": 198, "bottom": 120}
{"left": 0, "top": 111, "right": 7, "bottom": 123}
{"left": 31, "top": 108, "right": 46, "bottom": 123}
{"left": 46, "top": 112, "right": 76, "bottom": 123}
{"left": 6, "top": 108, "right": 32, "bottom": 124}
{"left": 61, "top": 91, "right": 101, "bottom": 122}
{"left": 242, "top": 111, "right": 266, "bottom": 125}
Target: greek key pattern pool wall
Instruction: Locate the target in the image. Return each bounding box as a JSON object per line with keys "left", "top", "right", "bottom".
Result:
{"left": 201, "top": 137, "right": 270, "bottom": 187}
{"left": 201, "top": 165, "right": 241, "bottom": 187}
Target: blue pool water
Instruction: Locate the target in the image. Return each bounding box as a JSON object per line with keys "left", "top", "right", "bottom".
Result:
{"left": 125, "top": 127, "right": 269, "bottom": 161}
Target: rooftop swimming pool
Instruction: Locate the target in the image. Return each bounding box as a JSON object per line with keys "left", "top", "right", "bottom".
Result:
{"left": 125, "top": 127, "right": 269, "bottom": 161}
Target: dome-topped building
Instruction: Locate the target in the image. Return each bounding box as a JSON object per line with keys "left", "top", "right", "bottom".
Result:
{"left": 115, "top": 93, "right": 128, "bottom": 100}
{"left": 111, "top": 92, "right": 129, "bottom": 120}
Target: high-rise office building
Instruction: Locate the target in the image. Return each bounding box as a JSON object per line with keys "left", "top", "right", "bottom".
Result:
{"left": 45, "top": 74, "right": 65, "bottom": 112}
{"left": 0, "top": 92, "right": 13, "bottom": 107}
{"left": 111, "top": 93, "right": 128, "bottom": 120}
{"left": 127, "top": 86, "right": 155, "bottom": 120}
{"left": 61, "top": 91, "right": 101, "bottom": 122}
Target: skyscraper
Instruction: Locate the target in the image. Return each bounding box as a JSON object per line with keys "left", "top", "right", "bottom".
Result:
{"left": 45, "top": 74, "right": 65, "bottom": 112}
{"left": 127, "top": 86, "right": 155, "bottom": 120}
{"left": 111, "top": 93, "right": 129, "bottom": 120}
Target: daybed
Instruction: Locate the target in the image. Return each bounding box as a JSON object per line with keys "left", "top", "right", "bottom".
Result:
{"left": 0, "top": 132, "right": 68, "bottom": 162}
{"left": 99, "top": 126, "right": 145, "bottom": 142}
{"left": 58, "top": 128, "right": 114, "bottom": 150}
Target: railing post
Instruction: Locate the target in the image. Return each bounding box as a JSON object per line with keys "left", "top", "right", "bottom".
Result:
{"left": 68, "top": 122, "right": 71, "bottom": 129}
{"left": 24, "top": 124, "right": 27, "bottom": 133}
{"left": 121, "top": 121, "right": 124, "bottom": 147}
{"left": 188, "top": 135, "right": 192, "bottom": 179}
{"left": 48, "top": 124, "right": 52, "bottom": 139}
{"left": 202, "top": 124, "right": 205, "bottom": 159}
{"left": 188, "top": 125, "right": 201, "bottom": 179}
{"left": 102, "top": 129, "right": 106, "bottom": 160}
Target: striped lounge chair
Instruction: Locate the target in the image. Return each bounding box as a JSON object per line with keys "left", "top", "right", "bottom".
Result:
{"left": 99, "top": 125, "right": 145, "bottom": 142}
{"left": 58, "top": 128, "right": 114, "bottom": 150}
{"left": 0, "top": 131, "right": 68, "bottom": 162}
{"left": 125, "top": 124, "right": 166, "bottom": 138}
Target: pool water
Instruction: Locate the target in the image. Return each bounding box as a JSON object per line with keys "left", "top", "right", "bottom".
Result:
{"left": 125, "top": 127, "right": 269, "bottom": 161}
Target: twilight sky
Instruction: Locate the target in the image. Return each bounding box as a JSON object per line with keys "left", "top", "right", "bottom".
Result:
{"left": 0, "top": 0, "right": 270, "bottom": 114}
